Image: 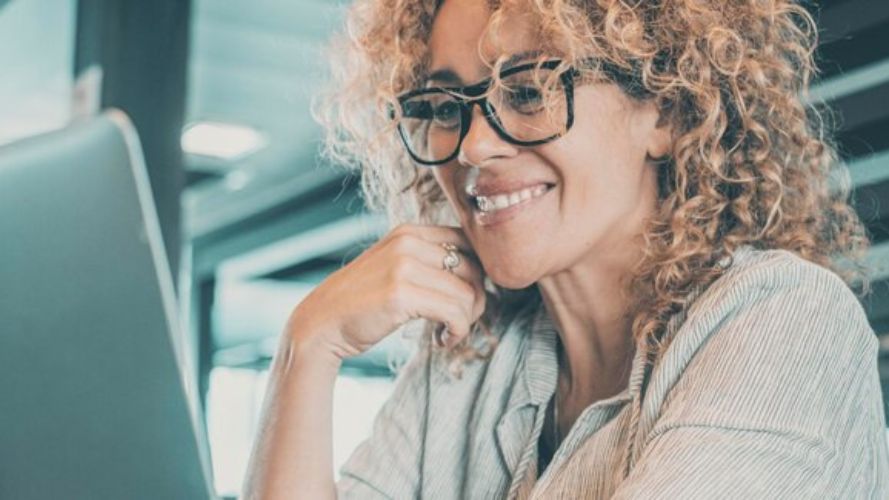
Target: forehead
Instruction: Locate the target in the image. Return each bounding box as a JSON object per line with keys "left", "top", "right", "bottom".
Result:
{"left": 427, "top": 0, "right": 538, "bottom": 84}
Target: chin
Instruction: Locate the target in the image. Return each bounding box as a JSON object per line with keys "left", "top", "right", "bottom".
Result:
{"left": 484, "top": 264, "right": 540, "bottom": 290}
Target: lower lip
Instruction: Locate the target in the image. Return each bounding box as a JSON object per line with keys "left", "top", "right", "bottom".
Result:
{"left": 472, "top": 185, "right": 555, "bottom": 227}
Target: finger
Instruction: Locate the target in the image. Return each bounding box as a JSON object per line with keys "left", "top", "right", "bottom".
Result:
{"left": 383, "top": 227, "right": 487, "bottom": 326}
{"left": 395, "top": 284, "right": 473, "bottom": 340}
{"left": 386, "top": 231, "right": 484, "bottom": 287}
{"left": 398, "top": 246, "right": 486, "bottom": 323}
{"left": 424, "top": 241, "right": 483, "bottom": 288}
{"left": 406, "top": 264, "right": 486, "bottom": 325}
{"left": 401, "top": 258, "right": 487, "bottom": 347}
{"left": 387, "top": 257, "right": 480, "bottom": 325}
{"left": 389, "top": 223, "right": 475, "bottom": 256}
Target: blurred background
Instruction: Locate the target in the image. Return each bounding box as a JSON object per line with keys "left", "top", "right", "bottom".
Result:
{"left": 0, "top": 0, "right": 886, "bottom": 497}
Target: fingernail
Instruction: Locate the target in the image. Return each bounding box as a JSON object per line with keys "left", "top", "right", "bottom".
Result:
{"left": 434, "top": 327, "right": 448, "bottom": 348}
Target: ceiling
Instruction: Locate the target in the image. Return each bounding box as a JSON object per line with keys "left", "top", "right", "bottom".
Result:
{"left": 183, "top": 0, "right": 351, "bottom": 239}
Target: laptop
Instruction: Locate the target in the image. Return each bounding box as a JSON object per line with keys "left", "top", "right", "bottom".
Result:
{"left": 0, "top": 111, "right": 217, "bottom": 500}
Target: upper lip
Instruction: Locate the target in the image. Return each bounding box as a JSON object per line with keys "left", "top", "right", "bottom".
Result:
{"left": 465, "top": 179, "right": 556, "bottom": 199}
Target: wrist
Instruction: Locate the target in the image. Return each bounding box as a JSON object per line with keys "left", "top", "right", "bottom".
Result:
{"left": 283, "top": 306, "right": 354, "bottom": 372}
{"left": 287, "top": 329, "right": 344, "bottom": 374}
{"left": 286, "top": 303, "right": 360, "bottom": 363}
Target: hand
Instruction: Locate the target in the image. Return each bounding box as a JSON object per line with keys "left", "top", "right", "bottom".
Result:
{"left": 285, "top": 224, "right": 487, "bottom": 360}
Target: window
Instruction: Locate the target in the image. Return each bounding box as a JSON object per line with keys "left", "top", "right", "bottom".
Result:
{"left": 0, "top": 0, "right": 76, "bottom": 145}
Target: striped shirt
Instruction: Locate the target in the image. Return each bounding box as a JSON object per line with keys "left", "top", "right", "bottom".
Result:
{"left": 335, "top": 245, "right": 889, "bottom": 499}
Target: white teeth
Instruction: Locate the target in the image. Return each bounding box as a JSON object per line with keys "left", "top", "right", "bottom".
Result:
{"left": 475, "top": 184, "right": 551, "bottom": 213}
{"left": 477, "top": 197, "right": 492, "bottom": 211}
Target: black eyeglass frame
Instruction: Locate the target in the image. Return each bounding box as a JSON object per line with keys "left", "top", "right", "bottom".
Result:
{"left": 392, "top": 59, "right": 579, "bottom": 166}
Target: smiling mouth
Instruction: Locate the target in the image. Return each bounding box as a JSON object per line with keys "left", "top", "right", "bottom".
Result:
{"left": 470, "top": 183, "right": 556, "bottom": 213}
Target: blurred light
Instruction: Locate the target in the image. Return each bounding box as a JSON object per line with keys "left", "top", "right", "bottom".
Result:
{"left": 224, "top": 170, "right": 252, "bottom": 191}
{"left": 206, "top": 367, "right": 394, "bottom": 497}
{"left": 181, "top": 121, "right": 265, "bottom": 160}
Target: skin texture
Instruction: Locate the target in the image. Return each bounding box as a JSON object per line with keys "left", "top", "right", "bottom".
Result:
{"left": 244, "top": 0, "right": 872, "bottom": 494}
{"left": 241, "top": 225, "right": 486, "bottom": 500}
{"left": 428, "top": 0, "right": 672, "bottom": 432}
{"left": 241, "top": 2, "right": 672, "bottom": 498}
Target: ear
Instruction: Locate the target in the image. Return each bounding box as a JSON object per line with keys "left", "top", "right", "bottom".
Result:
{"left": 646, "top": 101, "right": 673, "bottom": 162}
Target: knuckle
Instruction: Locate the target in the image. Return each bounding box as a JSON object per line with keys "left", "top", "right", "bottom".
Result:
{"left": 476, "top": 283, "right": 487, "bottom": 304}
{"left": 463, "top": 304, "right": 475, "bottom": 326}
{"left": 391, "top": 223, "right": 414, "bottom": 239}
{"left": 453, "top": 303, "right": 472, "bottom": 332}
{"left": 460, "top": 280, "right": 477, "bottom": 300}
{"left": 460, "top": 279, "right": 483, "bottom": 306}
{"left": 454, "top": 318, "right": 471, "bottom": 339}
{"left": 473, "top": 291, "right": 487, "bottom": 317}
{"left": 389, "top": 232, "right": 416, "bottom": 254}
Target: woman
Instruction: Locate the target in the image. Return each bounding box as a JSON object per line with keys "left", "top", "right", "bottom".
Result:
{"left": 243, "top": 0, "right": 889, "bottom": 498}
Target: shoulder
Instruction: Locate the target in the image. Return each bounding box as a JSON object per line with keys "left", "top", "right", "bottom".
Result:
{"left": 655, "top": 245, "right": 878, "bottom": 405}
{"left": 646, "top": 246, "right": 880, "bottom": 432}
{"left": 713, "top": 244, "right": 857, "bottom": 296}
{"left": 680, "top": 245, "right": 873, "bottom": 348}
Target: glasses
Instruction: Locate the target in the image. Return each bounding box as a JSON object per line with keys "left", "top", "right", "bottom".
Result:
{"left": 392, "top": 59, "right": 579, "bottom": 166}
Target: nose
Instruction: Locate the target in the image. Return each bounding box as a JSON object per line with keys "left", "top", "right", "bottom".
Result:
{"left": 457, "top": 103, "right": 518, "bottom": 168}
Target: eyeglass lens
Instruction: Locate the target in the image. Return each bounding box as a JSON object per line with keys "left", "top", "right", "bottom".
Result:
{"left": 398, "top": 66, "right": 569, "bottom": 164}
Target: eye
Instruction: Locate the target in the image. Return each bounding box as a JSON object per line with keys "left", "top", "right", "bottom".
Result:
{"left": 401, "top": 100, "right": 433, "bottom": 120}
{"left": 432, "top": 100, "right": 461, "bottom": 129}
{"left": 505, "top": 85, "right": 545, "bottom": 114}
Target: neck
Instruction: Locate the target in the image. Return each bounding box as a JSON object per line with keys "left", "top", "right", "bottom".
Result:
{"left": 537, "top": 240, "right": 641, "bottom": 402}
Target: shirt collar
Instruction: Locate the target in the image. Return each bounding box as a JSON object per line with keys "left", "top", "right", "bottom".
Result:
{"left": 516, "top": 302, "right": 647, "bottom": 409}
{"left": 511, "top": 243, "right": 754, "bottom": 410}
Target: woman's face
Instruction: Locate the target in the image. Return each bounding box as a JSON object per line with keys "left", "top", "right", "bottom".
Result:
{"left": 427, "top": 0, "right": 671, "bottom": 289}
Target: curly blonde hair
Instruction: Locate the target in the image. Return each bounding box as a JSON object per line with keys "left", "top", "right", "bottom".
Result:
{"left": 315, "top": 0, "right": 873, "bottom": 375}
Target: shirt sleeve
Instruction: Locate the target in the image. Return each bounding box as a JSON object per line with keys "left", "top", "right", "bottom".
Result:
{"left": 335, "top": 336, "right": 432, "bottom": 500}
{"left": 610, "top": 261, "right": 887, "bottom": 499}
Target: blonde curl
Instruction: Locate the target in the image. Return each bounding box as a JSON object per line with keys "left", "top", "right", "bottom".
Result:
{"left": 314, "top": 0, "right": 873, "bottom": 377}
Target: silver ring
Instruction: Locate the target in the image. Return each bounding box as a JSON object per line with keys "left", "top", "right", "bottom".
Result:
{"left": 441, "top": 242, "right": 461, "bottom": 272}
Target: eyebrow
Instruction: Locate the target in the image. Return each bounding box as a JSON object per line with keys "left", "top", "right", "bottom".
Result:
{"left": 426, "top": 68, "right": 461, "bottom": 86}
{"left": 425, "top": 49, "right": 544, "bottom": 86}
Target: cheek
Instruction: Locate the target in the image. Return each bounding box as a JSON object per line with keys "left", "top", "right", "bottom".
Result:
{"left": 535, "top": 140, "right": 608, "bottom": 210}
{"left": 537, "top": 140, "right": 651, "bottom": 240}
{"left": 542, "top": 114, "right": 650, "bottom": 201}
{"left": 432, "top": 167, "right": 458, "bottom": 204}
{"left": 430, "top": 166, "right": 472, "bottom": 226}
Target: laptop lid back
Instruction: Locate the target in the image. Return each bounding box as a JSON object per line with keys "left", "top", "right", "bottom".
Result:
{"left": 0, "top": 111, "right": 216, "bottom": 500}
